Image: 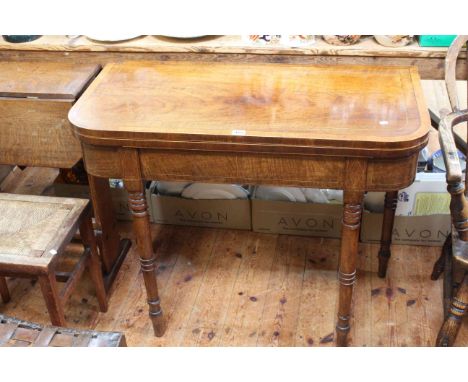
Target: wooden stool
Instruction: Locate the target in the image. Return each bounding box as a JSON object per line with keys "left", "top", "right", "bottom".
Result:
{"left": 0, "top": 314, "right": 125, "bottom": 347}
{"left": 0, "top": 193, "right": 107, "bottom": 326}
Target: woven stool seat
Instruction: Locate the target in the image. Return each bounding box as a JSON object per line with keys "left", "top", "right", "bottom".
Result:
{"left": 0, "top": 193, "right": 88, "bottom": 271}
{"left": 0, "top": 193, "right": 108, "bottom": 327}
{"left": 0, "top": 314, "right": 125, "bottom": 347}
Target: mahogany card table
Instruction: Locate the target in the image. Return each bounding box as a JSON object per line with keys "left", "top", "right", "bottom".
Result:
{"left": 69, "top": 61, "right": 429, "bottom": 346}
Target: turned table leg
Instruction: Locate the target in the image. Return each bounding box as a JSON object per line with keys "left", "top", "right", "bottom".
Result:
{"left": 121, "top": 149, "right": 166, "bottom": 337}
{"left": 377, "top": 191, "right": 398, "bottom": 278}
{"left": 336, "top": 191, "right": 364, "bottom": 347}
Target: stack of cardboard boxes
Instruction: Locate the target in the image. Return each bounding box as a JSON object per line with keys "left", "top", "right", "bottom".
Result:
{"left": 44, "top": 172, "right": 453, "bottom": 247}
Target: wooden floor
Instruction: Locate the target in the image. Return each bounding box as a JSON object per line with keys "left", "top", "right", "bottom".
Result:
{"left": 0, "top": 166, "right": 467, "bottom": 347}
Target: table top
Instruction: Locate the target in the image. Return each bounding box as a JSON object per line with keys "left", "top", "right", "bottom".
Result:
{"left": 69, "top": 61, "right": 430, "bottom": 157}
{"left": 0, "top": 62, "right": 100, "bottom": 100}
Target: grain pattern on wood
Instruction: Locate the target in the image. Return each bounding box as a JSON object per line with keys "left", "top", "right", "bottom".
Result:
{"left": 84, "top": 146, "right": 419, "bottom": 191}
{"left": 336, "top": 191, "right": 364, "bottom": 346}
{"left": 79, "top": 217, "right": 108, "bottom": 312}
{"left": 0, "top": 61, "right": 100, "bottom": 99}
{"left": 2, "top": 50, "right": 466, "bottom": 80}
{"left": 143, "top": 227, "right": 219, "bottom": 346}
{"left": 219, "top": 234, "right": 277, "bottom": 346}
{"left": 0, "top": 277, "right": 10, "bottom": 303}
{"left": 70, "top": 61, "right": 429, "bottom": 342}
{"left": 87, "top": 174, "right": 121, "bottom": 273}
{"left": 0, "top": 314, "right": 125, "bottom": 347}
{"left": 38, "top": 272, "right": 66, "bottom": 326}
{"left": 0, "top": 62, "right": 99, "bottom": 168}
{"left": 256, "top": 235, "right": 307, "bottom": 346}
{"left": 0, "top": 167, "right": 58, "bottom": 195}
{"left": 0, "top": 61, "right": 127, "bottom": 281}
{"left": 120, "top": 148, "right": 166, "bottom": 337}
{"left": 0, "top": 35, "right": 465, "bottom": 60}
{"left": 3, "top": 223, "right": 463, "bottom": 346}
{"left": 1, "top": 159, "right": 462, "bottom": 347}
{"left": 70, "top": 62, "right": 429, "bottom": 158}
{"left": 433, "top": 36, "right": 468, "bottom": 346}
{"left": 444, "top": 36, "right": 468, "bottom": 111}
{"left": 0, "top": 165, "right": 13, "bottom": 185}
{"left": 181, "top": 230, "right": 251, "bottom": 346}
{"left": 0, "top": 99, "right": 82, "bottom": 168}
{"left": 295, "top": 238, "right": 339, "bottom": 346}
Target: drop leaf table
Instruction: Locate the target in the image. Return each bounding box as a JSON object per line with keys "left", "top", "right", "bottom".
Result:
{"left": 0, "top": 62, "right": 131, "bottom": 290}
{"left": 69, "top": 61, "right": 430, "bottom": 346}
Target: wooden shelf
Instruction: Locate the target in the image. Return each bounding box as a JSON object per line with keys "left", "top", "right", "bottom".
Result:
{"left": 0, "top": 35, "right": 464, "bottom": 80}
{"left": 0, "top": 35, "right": 459, "bottom": 59}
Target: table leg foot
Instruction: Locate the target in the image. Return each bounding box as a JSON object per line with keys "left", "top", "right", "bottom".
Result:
{"left": 336, "top": 191, "right": 363, "bottom": 347}
{"left": 150, "top": 307, "right": 167, "bottom": 337}
{"left": 377, "top": 191, "right": 398, "bottom": 278}
{"left": 377, "top": 249, "right": 391, "bottom": 279}
{"left": 336, "top": 313, "right": 351, "bottom": 347}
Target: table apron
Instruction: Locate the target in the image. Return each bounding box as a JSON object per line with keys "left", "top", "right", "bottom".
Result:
{"left": 82, "top": 145, "right": 418, "bottom": 191}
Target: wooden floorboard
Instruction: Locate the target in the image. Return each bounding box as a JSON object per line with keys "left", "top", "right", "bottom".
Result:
{"left": 1, "top": 167, "right": 467, "bottom": 346}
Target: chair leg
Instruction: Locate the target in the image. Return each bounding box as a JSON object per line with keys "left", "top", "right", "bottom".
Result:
{"left": 377, "top": 191, "right": 398, "bottom": 278}
{"left": 442, "top": 242, "right": 454, "bottom": 317}
{"left": 436, "top": 271, "right": 468, "bottom": 346}
{"left": 0, "top": 276, "right": 10, "bottom": 303}
{"left": 431, "top": 235, "right": 452, "bottom": 280}
{"left": 79, "top": 216, "right": 108, "bottom": 313}
{"left": 38, "top": 272, "right": 66, "bottom": 327}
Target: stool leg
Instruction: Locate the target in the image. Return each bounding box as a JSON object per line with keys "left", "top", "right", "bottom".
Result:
{"left": 377, "top": 191, "right": 398, "bottom": 278}
{"left": 336, "top": 191, "right": 364, "bottom": 347}
{"left": 0, "top": 276, "right": 10, "bottom": 303}
{"left": 39, "top": 272, "right": 66, "bottom": 327}
{"left": 80, "top": 215, "right": 108, "bottom": 313}
{"left": 436, "top": 272, "right": 468, "bottom": 346}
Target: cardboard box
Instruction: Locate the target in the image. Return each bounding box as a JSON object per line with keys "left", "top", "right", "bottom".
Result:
{"left": 394, "top": 173, "right": 450, "bottom": 216}
{"left": 251, "top": 198, "right": 343, "bottom": 238}
{"left": 360, "top": 213, "right": 450, "bottom": 246}
{"left": 361, "top": 172, "right": 451, "bottom": 246}
{"left": 151, "top": 192, "right": 251, "bottom": 230}
{"left": 43, "top": 182, "right": 155, "bottom": 222}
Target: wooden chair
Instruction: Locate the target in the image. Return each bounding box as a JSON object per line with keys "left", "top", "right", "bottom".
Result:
{"left": 0, "top": 314, "right": 125, "bottom": 347}
{"left": 430, "top": 35, "right": 468, "bottom": 346}
{"left": 0, "top": 193, "right": 107, "bottom": 327}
